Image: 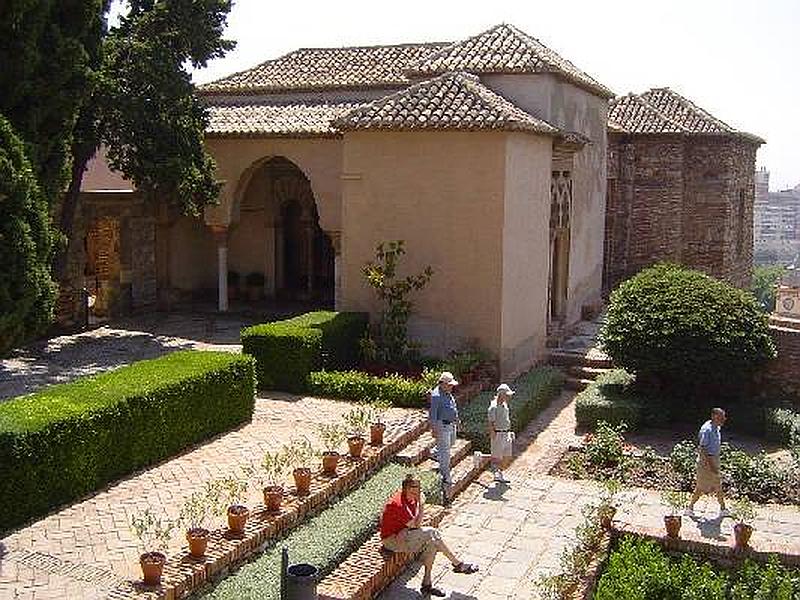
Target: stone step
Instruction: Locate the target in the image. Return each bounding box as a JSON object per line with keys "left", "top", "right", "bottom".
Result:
{"left": 394, "top": 431, "right": 436, "bottom": 466}
{"left": 566, "top": 365, "right": 612, "bottom": 380}
{"left": 548, "top": 350, "right": 613, "bottom": 369}
{"left": 420, "top": 441, "right": 489, "bottom": 500}
{"left": 565, "top": 377, "right": 593, "bottom": 391}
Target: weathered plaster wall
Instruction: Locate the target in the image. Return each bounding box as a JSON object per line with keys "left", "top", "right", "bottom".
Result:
{"left": 483, "top": 73, "right": 608, "bottom": 325}
{"left": 167, "top": 215, "right": 216, "bottom": 293}
{"left": 501, "top": 133, "right": 553, "bottom": 375}
{"left": 339, "top": 131, "right": 507, "bottom": 358}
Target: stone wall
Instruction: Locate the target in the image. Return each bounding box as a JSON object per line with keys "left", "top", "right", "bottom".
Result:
{"left": 765, "top": 316, "right": 800, "bottom": 398}
{"left": 604, "top": 134, "right": 758, "bottom": 293}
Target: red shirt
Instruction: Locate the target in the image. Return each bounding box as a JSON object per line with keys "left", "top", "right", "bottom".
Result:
{"left": 380, "top": 491, "right": 418, "bottom": 539}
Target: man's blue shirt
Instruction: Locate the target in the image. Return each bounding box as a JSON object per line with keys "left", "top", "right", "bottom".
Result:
{"left": 698, "top": 420, "right": 721, "bottom": 456}
{"left": 429, "top": 386, "right": 458, "bottom": 423}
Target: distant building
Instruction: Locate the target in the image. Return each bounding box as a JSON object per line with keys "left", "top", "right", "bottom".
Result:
{"left": 754, "top": 176, "right": 800, "bottom": 265}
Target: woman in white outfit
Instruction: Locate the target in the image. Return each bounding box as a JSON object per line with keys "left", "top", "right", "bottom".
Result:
{"left": 487, "top": 384, "right": 515, "bottom": 483}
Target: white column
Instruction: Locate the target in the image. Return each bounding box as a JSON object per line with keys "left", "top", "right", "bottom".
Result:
{"left": 211, "top": 226, "right": 229, "bottom": 312}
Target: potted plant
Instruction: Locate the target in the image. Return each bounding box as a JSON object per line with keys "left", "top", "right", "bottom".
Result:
{"left": 661, "top": 490, "right": 689, "bottom": 539}
{"left": 287, "top": 437, "right": 318, "bottom": 496}
{"left": 179, "top": 489, "right": 212, "bottom": 559}
{"left": 598, "top": 478, "right": 621, "bottom": 530}
{"left": 732, "top": 497, "right": 756, "bottom": 549}
{"left": 245, "top": 272, "right": 265, "bottom": 301}
{"left": 344, "top": 406, "right": 371, "bottom": 458}
{"left": 368, "top": 398, "right": 392, "bottom": 446}
{"left": 256, "top": 448, "right": 290, "bottom": 513}
{"left": 317, "top": 423, "right": 346, "bottom": 476}
{"left": 227, "top": 270, "right": 240, "bottom": 301}
{"left": 130, "top": 509, "right": 175, "bottom": 586}
{"left": 213, "top": 476, "right": 250, "bottom": 536}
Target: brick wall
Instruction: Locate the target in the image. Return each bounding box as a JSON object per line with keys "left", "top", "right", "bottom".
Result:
{"left": 765, "top": 317, "right": 800, "bottom": 398}
{"left": 604, "top": 134, "right": 758, "bottom": 294}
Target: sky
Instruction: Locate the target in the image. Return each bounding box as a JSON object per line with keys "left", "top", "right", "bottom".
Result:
{"left": 143, "top": 0, "right": 800, "bottom": 190}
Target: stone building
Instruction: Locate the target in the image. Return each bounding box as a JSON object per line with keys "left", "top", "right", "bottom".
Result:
{"left": 753, "top": 172, "right": 800, "bottom": 266}
{"left": 604, "top": 88, "right": 764, "bottom": 292}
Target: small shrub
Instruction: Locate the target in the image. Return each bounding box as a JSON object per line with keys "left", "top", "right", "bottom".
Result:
{"left": 241, "top": 311, "right": 367, "bottom": 392}
{"left": 585, "top": 421, "right": 627, "bottom": 468}
{"left": 575, "top": 369, "right": 642, "bottom": 429}
{"left": 0, "top": 350, "right": 255, "bottom": 532}
{"left": 459, "top": 367, "right": 564, "bottom": 452}
{"left": 307, "top": 370, "right": 430, "bottom": 408}
{"left": 601, "top": 264, "right": 776, "bottom": 401}
{"left": 764, "top": 407, "right": 800, "bottom": 448}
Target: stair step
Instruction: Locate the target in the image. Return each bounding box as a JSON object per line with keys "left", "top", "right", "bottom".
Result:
{"left": 549, "top": 351, "right": 613, "bottom": 369}
{"left": 420, "top": 443, "right": 488, "bottom": 497}
{"left": 394, "top": 431, "right": 436, "bottom": 465}
{"left": 565, "top": 377, "right": 593, "bottom": 391}
{"left": 566, "top": 365, "right": 612, "bottom": 380}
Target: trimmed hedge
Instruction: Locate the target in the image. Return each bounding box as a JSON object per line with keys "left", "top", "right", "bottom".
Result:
{"left": 575, "top": 369, "right": 643, "bottom": 430}
{"left": 596, "top": 535, "right": 800, "bottom": 599}
{"left": 199, "top": 462, "right": 441, "bottom": 600}
{"left": 0, "top": 351, "right": 255, "bottom": 532}
{"left": 460, "top": 367, "right": 564, "bottom": 452}
{"left": 241, "top": 311, "right": 368, "bottom": 392}
{"left": 307, "top": 369, "right": 435, "bottom": 408}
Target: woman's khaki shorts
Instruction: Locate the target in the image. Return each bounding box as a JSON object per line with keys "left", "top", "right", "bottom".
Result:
{"left": 490, "top": 431, "right": 514, "bottom": 460}
{"left": 695, "top": 454, "right": 721, "bottom": 494}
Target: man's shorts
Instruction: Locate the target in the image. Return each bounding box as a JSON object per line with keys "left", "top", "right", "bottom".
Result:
{"left": 695, "top": 454, "right": 722, "bottom": 494}
{"left": 382, "top": 526, "right": 441, "bottom": 559}
{"left": 491, "top": 431, "right": 514, "bottom": 460}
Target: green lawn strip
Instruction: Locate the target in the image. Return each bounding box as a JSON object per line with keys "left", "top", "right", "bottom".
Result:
{"left": 198, "top": 463, "right": 441, "bottom": 600}
{"left": 0, "top": 350, "right": 255, "bottom": 532}
{"left": 459, "top": 367, "right": 564, "bottom": 453}
{"left": 595, "top": 535, "right": 800, "bottom": 599}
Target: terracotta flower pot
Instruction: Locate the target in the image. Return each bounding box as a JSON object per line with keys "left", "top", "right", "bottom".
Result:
{"left": 263, "top": 485, "right": 284, "bottom": 513}
{"left": 664, "top": 515, "right": 682, "bottom": 539}
{"left": 186, "top": 527, "right": 209, "bottom": 559}
{"left": 348, "top": 435, "right": 366, "bottom": 458}
{"left": 322, "top": 451, "right": 340, "bottom": 476}
{"left": 370, "top": 423, "right": 386, "bottom": 446}
{"left": 600, "top": 507, "right": 616, "bottom": 530}
{"left": 734, "top": 522, "right": 753, "bottom": 549}
{"left": 139, "top": 551, "right": 166, "bottom": 586}
{"left": 227, "top": 504, "right": 249, "bottom": 534}
{"left": 293, "top": 467, "right": 312, "bottom": 496}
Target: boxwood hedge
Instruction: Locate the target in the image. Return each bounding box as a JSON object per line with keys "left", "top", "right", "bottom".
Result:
{"left": 460, "top": 367, "right": 564, "bottom": 452}
{"left": 575, "top": 369, "right": 644, "bottom": 430}
{"left": 199, "top": 462, "right": 441, "bottom": 600}
{"left": 241, "top": 311, "right": 367, "bottom": 392}
{"left": 0, "top": 350, "right": 255, "bottom": 532}
{"left": 307, "top": 369, "right": 436, "bottom": 408}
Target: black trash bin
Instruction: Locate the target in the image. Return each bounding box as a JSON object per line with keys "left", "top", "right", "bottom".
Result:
{"left": 285, "top": 563, "right": 318, "bottom": 600}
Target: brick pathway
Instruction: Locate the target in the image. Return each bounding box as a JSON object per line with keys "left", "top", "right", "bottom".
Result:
{"left": 0, "top": 394, "right": 421, "bottom": 600}
{"left": 379, "top": 392, "right": 800, "bottom": 600}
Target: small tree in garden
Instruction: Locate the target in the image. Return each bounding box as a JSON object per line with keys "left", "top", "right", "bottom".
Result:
{"left": 362, "top": 240, "right": 433, "bottom": 365}
{"left": 601, "top": 263, "right": 776, "bottom": 402}
{"left": 130, "top": 508, "right": 176, "bottom": 556}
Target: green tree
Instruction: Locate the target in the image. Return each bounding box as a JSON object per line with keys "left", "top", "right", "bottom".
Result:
{"left": 56, "top": 0, "right": 235, "bottom": 277}
{"left": 751, "top": 265, "right": 785, "bottom": 312}
{"left": 0, "top": 115, "right": 56, "bottom": 353}
{"left": 600, "top": 264, "right": 776, "bottom": 402}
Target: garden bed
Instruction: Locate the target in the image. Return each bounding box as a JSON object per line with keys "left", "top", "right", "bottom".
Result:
{"left": 549, "top": 422, "right": 800, "bottom": 505}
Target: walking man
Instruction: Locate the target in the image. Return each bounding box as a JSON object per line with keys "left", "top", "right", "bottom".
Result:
{"left": 685, "top": 407, "right": 730, "bottom": 518}
{"left": 381, "top": 475, "right": 479, "bottom": 597}
{"left": 488, "top": 383, "right": 515, "bottom": 483}
{"left": 429, "top": 371, "right": 459, "bottom": 492}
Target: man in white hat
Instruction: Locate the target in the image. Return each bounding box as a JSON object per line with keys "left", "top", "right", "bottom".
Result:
{"left": 429, "top": 371, "right": 459, "bottom": 492}
{"left": 488, "top": 383, "right": 515, "bottom": 484}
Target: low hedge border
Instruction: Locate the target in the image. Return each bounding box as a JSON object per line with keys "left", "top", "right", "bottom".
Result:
{"left": 198, "top": 463, "right": 441, "bottom": 600}
{"left": 0, "top": 351, "right": 255, "bottom": 532}
{"left": 460, "top": 366, "right": 565, "bottom": 452}
{"left": 241, "top": 311, "right": 367, "bottom": 393}
{"left": 307, "top": 369, "right": 437, "bottom": 408}
{"left": 574, "top": 369, "right": 644, "bottom": 430}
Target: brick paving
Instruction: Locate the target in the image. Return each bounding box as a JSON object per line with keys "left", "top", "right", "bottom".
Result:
{"left": 378, "top": 391, "right": 800, "bottom": 600}
{"left": 0, "top": 393, "right": 421, "bottom": 600}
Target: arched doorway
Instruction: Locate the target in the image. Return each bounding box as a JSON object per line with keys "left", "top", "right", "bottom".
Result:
{"left": 229, "top": 156, "right": 334, "bottom": 306}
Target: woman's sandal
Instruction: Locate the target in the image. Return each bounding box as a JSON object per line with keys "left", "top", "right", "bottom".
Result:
{"left": 453, "top": 561, "right": 479, "bottom": 574}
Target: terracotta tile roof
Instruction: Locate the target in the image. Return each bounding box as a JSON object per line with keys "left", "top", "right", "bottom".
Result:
{"left": 609, "top": 88, "right": 764, "bottom": 143}
{"left": 333, "top": 71, "right": 560, "bottom": 134}
{"left": 205, "top": 98, "right": 363, "bottom": 136}
{"left": 406, "top": 24, "right": 614, "bottom": 99}
{"left": 199, "top": 43, "right": 450, "bottom": 94}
